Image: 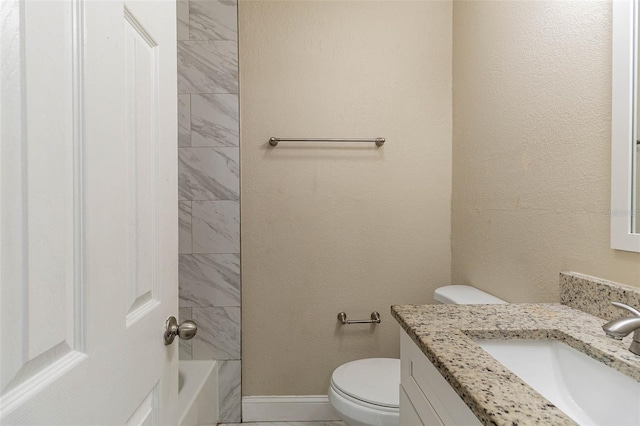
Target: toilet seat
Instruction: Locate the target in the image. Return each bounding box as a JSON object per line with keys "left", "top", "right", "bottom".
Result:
{"left": 329, "top": 381, "right": 399, "bottom": 412}
{"left": 330, "top": 358, "right": 400, "bottom": 408}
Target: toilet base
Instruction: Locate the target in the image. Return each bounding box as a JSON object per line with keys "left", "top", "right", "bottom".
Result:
{"left": 328, "top": 385, "right": 399, "bottom": 426}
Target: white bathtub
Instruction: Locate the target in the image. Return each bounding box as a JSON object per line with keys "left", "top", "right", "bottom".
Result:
{"left": 178, "top": 360, "right": 218, "bottom": 426}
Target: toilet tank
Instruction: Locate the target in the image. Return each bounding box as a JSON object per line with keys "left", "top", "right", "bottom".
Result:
{"left": 434, "top": 285, "right": 507, "bottom": 305}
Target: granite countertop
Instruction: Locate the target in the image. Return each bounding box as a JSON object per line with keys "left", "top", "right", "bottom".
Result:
{"left": 391, "top": 303, "right": 640, "bottom": 426}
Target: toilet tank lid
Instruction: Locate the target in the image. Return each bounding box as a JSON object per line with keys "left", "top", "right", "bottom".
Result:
{"left": 434, "top": 285, "right": 507, "bottom": 305}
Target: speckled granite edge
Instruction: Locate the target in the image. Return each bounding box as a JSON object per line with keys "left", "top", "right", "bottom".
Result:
{"left": 560, "top": 271, "right": 640, "bottom": 321}
{"left": 408, "top": 328, "right": 573, "bottom": 426}
{"left": 391, "top": 303, "right": 640, "bottom": 426}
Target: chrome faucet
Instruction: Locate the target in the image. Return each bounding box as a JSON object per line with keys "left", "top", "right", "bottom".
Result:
{"left": 602, "top": 302, "right": 640, "bottom": 356}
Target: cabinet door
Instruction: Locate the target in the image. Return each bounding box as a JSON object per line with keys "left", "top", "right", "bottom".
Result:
{"left": 400, "top": 330, "right": 482, "bottom": 426}
{"left": 400, "top": 384, "right": 432, "bottom": 426}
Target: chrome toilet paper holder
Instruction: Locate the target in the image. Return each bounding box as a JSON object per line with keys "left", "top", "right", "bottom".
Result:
{"left": 337, "top": 311, "right": 381, "bottom": 325}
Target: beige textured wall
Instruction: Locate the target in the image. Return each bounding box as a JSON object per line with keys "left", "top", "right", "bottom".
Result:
{"left": 239, "top": 0, "right": 452, "bottom": 395}
{"left": 452, "top": 0, "right": 640, "bottom": 303}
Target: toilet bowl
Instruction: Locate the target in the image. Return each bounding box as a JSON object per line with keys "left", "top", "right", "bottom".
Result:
{"left": 328, "top": 285, "right": 506, "bottom": 426}
{"left": 328, "top": 358, "right": 400, "bottom": 426}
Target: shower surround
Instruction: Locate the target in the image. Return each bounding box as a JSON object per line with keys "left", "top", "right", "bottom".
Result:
{"left": 176, "top": 0, "right": 241, "bottom": 422}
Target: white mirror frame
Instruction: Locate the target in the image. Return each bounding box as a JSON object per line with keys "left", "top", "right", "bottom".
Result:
{"left": 612, "top": 0, "right": 640, "bottom": 252}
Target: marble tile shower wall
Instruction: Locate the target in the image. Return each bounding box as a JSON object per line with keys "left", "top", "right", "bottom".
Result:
{"left": 177, "top": 0, "right": 241, "bottom": 423}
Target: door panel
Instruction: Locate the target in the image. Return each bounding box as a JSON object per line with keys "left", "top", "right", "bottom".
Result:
{"left": 126, "top": 384, "right": 159, "bottom": 426}
{"left": 1, "top": 0, "right": 83, "bottom": 402}
{"left": 0, "top": 0, "right": 178, "bottom": 423}
{"left": 124, "top": 6, "right": 161, "bottom": 324}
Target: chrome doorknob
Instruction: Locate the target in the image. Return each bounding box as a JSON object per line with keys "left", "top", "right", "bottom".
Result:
{"left": 164, "top": 316, "right": 197, "bottom": 345}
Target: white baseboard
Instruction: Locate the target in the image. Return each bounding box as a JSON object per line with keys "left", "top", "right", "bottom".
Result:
{"left": 242, "top": 395, "right": 341, "bottom": 422}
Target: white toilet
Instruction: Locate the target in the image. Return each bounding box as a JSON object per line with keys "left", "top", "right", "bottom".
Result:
{"left": 328, "top": 285, "right": 506, "bottom": 426}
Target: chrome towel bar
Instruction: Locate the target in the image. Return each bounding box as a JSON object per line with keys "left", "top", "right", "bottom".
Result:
{"left": 269, "top": 137, "right": 385, "bottom": 147}
{"left": 337, "top": 311, "right": 381, "bottom": 325}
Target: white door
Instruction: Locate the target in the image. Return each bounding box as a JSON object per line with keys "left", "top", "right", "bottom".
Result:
{"left": 0, "top": 0, "right": 179, "bottom": 424}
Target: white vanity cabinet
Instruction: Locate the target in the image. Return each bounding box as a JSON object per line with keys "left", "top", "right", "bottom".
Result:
{"left": 399, "top": 330, "right": 482, "bottom": 426}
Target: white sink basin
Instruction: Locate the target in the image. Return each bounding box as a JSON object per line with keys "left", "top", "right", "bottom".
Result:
{"left": 476, "top": 339, "right": 640, "bottom": 426}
